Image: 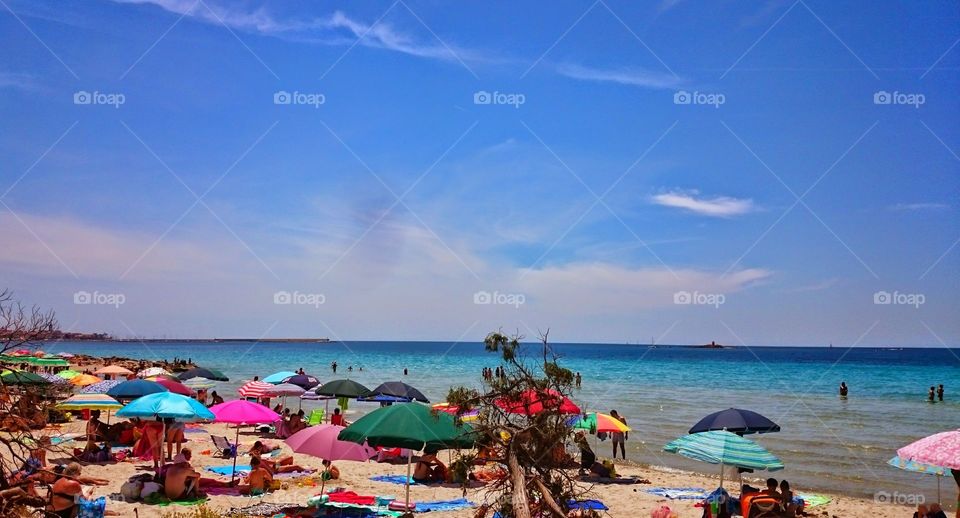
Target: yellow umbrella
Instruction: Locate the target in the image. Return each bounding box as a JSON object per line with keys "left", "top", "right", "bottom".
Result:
{"left": 57, "top": 394, "right": 123, "bottom": 411}
{"left": 70, "top": 374, "right": 102, "bottom": 387}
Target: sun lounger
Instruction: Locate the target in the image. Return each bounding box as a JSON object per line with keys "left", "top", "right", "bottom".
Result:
{"left": 307, "top": 408, "right": 324, "bottom": 425}
{"left": 211, "top": 435, "right": 236, "bottom": 458}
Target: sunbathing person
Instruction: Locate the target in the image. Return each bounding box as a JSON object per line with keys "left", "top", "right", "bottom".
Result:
{"left": 249, "top": 441, "right": 305, "bottom": 473}
{"left": 164, "top": 449, "right": 203, "bottom": 500}
{"left": 47, "top": 464, "right": 116, "bottom": 517}
{"left": 238, "top": 456, "right": 273, "bottom": 496}
{"left": 413, "top": 448, "right": 447, "bottom": 483}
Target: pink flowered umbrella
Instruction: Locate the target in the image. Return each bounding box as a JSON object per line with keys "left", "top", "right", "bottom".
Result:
{"left": 286, "top": 424, "right": 375, "bottom": 493}
{"left": 209, "top": 400, "right": 281, "bottom": 483}
{"left": 898, "top": 430, "right": 960, "bottom": 470}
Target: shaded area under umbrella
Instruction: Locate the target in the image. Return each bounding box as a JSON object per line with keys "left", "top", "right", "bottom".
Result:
{"left": 689, "top": 408, "right": 780, "bottom": 435}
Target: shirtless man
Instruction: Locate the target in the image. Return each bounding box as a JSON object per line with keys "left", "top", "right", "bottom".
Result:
{"left": 238, "top": 456, "right": 273, "bottom": 495}
{"left": 413, "top": 449, "right": 446, "bottom": 483}
{"left": 164, "top": 448, "right": 203, "bottom": 500}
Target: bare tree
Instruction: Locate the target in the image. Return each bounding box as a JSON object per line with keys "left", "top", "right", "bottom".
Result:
{"left": 447, "top": 330, "right": 594, "bottom": 518}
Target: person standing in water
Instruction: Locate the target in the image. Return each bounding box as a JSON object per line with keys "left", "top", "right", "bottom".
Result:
{"left": 928, "top": 386, "right": 936, "bottom": 402}
{"left": 610, "top": 410, "right": 627, "bottom": 460}
{"left": 575, "top": 372, "right": 582, "bottom": 388}
{"left": 937, "top": 384, "right": 944, "bottom": 401}
{"left": 839, "top": 382, "right": 848, "bottom": 398}
{"left": 331, "top": 361, "right": 337, "bottom": 374}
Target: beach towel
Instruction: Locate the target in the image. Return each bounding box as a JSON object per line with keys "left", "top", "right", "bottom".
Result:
{"left": 415, "top": 498, "right": 475, "bottom": 512}
{"left": 206, "top": 464, "right": 252, "bottom": 476}
{"left": 203, "top": 487, "right": 243, "bottom": 497}
{"left": 370, "top": 474, "right": 418, "bottom": 485}
{"left": 568, "top": 499, "right": 608, "bottom": 510}
{"left": 646, "top": 487, "right": 708, "bottom": 500}
{"left": 797, "top": 493, "right": 830, "bottom": 508}
{"left": 580, "top": 475, "right": 645, "bottom": 484}
{"left": 328, "top": 490, "right": 376, "bottom": 506}
{"left": 225, "top": 502, "right": 301, "bottom": 517}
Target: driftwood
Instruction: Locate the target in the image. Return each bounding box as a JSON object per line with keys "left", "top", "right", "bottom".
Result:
{"left": 534, "top": 477, "right": 567, "bottom": 518}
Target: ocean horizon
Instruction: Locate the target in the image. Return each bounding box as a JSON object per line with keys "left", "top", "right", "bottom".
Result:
{"left": 43, "top": 339, "right": 960, "bottom": 503}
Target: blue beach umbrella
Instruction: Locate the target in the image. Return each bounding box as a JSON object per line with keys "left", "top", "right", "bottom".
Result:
{"left": 107, "top": 379, "right": 168, "bottom": 401}
{"left": 889, "top": 455, "right": 951, "bottom": 502}
{"left": 665, "top": 430, "right": 784, "bottom": 487}
{"left": 263, "top": 371, "right": 298, "bottom": 384}
{"left": 117, "top": 392, "right": 215, "bottom": 422}
{"left": 689, "top": 408, "right": 780, "bottom": 435}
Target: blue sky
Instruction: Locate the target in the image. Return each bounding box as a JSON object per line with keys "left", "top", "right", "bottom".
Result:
{"left": 0, "top": 0, "right": 957, "bottom": 346}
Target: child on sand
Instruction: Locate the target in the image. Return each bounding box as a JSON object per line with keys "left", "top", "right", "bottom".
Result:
{"left": 239, "top": 457, "right": 273, "bottom": 496}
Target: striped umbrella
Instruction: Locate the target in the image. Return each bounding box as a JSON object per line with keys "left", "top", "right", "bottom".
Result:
{"left": 38, "top": 372, "right": 71, "bottom": 385}
{"left": 80, "top": 379, "right": 124, "bottom": 394}
{"left": 57, "top": 393, "right": 123, "bottom": 411}
{"left": 567, "top": 412, "right": 630, "bottom": 434}
{"left": 183, "top": 377, "right": 217, "bottom": 390}
{"left": 238, "top": 380, "right": 274, "bottom": 399}
{"left": 137, "top": 367, "right": 170, "bottom": 378}
{"left": 665, "top": 430, "right": 783, "bottom": 487}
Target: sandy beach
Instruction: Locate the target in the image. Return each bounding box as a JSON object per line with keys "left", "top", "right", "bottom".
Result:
{"left": 35, "top": 418, "right": 918, "bottom": 518}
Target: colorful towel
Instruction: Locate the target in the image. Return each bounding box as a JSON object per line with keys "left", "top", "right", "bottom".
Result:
{"left": 568, "top": 499, "right": 608, "bottom": 510}
{"left": 646, "top": 487, "right": 708, "bottom": 500}
{"left": 206, "top": 464, "right": 252, "bottom": 476}
{"left": 415, "top": 498, "right": 474, "bottom": 512}
{"left": 203, "top": 487, "right": 243, "bottom": 496}
{"left": 797, "top": 493, "right": 831, "bottom": 508}
{"left": 370, "top": 474, "right": 418, "bottom": 486}
{"left": 328, "top": 490, "right": 376, "bottom": 506}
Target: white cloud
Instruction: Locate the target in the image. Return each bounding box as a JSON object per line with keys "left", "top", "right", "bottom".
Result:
{"left": 0, "top": 72, "right": 40, "bottom": 91}
{"left": 555, "top": 63, "right": 683, "bottom": 90}
{"left": 651, "top": 190, "right": 754, "bottom": 217}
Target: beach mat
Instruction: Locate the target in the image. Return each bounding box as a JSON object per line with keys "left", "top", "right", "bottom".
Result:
{"left": 416, "top": 498, "right": 474, "bottom": 512}
{"left": 207, "top": 464, "right": 252, "bottom": 476}
{"left": 370, "top": 474, "right": 418, "bottom": 485}
{"left": 580, "top": 475, "right": 646, "bottom": 484}
{"left": 646, "top": 487, "right": 708, "bottom": 500}
{"left": 568, "top": 499, "right": 609, "bottom": 510}
{"left": 798, "top": 493, "right": 831, "bottom": 508}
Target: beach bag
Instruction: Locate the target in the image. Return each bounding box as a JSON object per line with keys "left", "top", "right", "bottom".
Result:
{"left": 120, "top": 480, "right": 142, "bottom": 502}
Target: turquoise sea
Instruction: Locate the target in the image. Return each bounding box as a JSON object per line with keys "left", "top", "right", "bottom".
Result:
{"left": 46, "top": 340, "right": 960, "bottom": 503}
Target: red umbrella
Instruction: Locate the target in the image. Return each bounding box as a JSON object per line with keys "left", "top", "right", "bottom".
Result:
{"left": 154, "top": 378, "right": 193, "bottom": 396}
{"left": 495, "top": 388, "right": 580, "bottom": 415}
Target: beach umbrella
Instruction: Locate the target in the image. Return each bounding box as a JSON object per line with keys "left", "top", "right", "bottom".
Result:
{"left": 117, "top": 392, "right": 215, "bottom": 421}
{"left": 889, "top": 455, "right": 952, "bottom": 502}
{"left": 57, "top": 370, "right": 81, "bottom": 379}
{"left": 262, "top": 371, "right": 298, "bottom": 384}
{"left": 339, "top": 402, "right": 476, "bottom": 510}
{"left": 37, "top": 372, "right": 70, "bottom": 385}
{"left": 897, "top": 430, "right": 960, "bottom": 499}
{"left": 689, "top": 408, "right": 781, "bottom": 435}
{"left": 209, "top": 400, "right": 281, "bottom": 483}
{"left": 364, "top": 381, "right": 430, "bottom": 403}
{"left": 106, "top": 379, "right": 168, "bottom": 400}
{"left": 432, "top": 403, "right": 479, "bottom": 422}
{"left": 0, "top": 371, "right": 50, "bottom": 385}
{"left": 358, "top": 394, "right": 413, "bottom": 403}
{"left": 33, "top": 357, "right": 70, "bottom": 367}
{"left": 70, "top": 374, "right": 102, "bottom": 387}
{"left": 57, "top": 393, "right": 123, "bottom": 411}
{"left": 664, "top": 430, "right": 783, "bottom": 488}
{"left": 268, "top": 383, "right": 306, "bottom": 397}
{"left": 80, "top": 379, "right": 124, "bottom": 394}
{"left": 177, "top": 367, "right": 229, "bottom": 382}
{"left": 94, "top": 365, "right": 134, "bottom": 379}
{"left": 286, "top": 424, "right": 375, "bottom": 494}
{"left": 315, "top": 379, "right": 370, "bottom": 398}
{"left": 281, "top": 374, "right": 321, "bottom": 390}
{"left": 182, "top": 377, "right": 217, "bottom": 390}
{"left": 153, "top": 378, "right": 193, "bottom": 396}
{"left": 57, "top": 353, "right": 75, "bottom": 358}
{"left": 137, "top": 367, "right": 170, "bottom": 378}
{"left": 238, "top": 380, "right": 274, "bottom": 399}
{"left": 567, "top": 412, "right": 631, "bottom": 434}
{"left": 494, "top": 388, "right": 580, "bottom": 415}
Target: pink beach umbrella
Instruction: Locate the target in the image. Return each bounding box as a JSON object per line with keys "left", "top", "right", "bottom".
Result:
{"left": 209, "top": 400, "right": 281, "bottom": 483}
{"left": 898, "top": 430, "right": 960, "bottom": 470}
{"left": 286, "top": 424, "right": 375, "bottom": 493}
{"left": 154, "top": 378, "right": 193, "bottom": 396}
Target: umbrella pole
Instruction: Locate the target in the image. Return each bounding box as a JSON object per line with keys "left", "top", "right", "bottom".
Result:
{"left": 937, "top": 474, "right": 941, "bottom": 503}
{"left": 405, "top": 449, "right": 413, "bottom": 509}
{"left": 231, "top": 425, "right": 240, "bottom": 485}
{"left": 719, "top": 462, "right": 724, "bottom": 489}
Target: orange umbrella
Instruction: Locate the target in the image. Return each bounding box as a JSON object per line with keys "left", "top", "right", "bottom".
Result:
{"left": 70, "top": 374, "right": 102, "bottom": 387}
{"left": 95, "top": 365, "right": 134, "bottom": 378}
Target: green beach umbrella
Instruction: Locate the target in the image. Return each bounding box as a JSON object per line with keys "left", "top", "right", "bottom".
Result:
{"left": 33, "top": 357, "right": 70, "bottom": 367}
{"left": 665, "top": 430, "right": 783, "bottom": 487}
{"left": 0, "top": 371, "right": 51, "bottom": 385}
{"left": 315, "top": 379, "right": 370, "bottom": 398}
{"left": 57, "top": 370, "right": 81, "bottom": 379}
{"left": 339, "top": 402, "right": 476, "bottom": 509}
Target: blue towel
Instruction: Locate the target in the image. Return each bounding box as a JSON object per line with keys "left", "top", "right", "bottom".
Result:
{"left": 568, "top": 499, "right": 608, "bottom": 510}
{"left": 646, "top": 487, "right": 708, "bottom": 500}
{"left": 206, "top": 465, "right": 251, "bottom": 476}
{"left": 415, "top": 498, "right": 474, "bottom": 512}
{"left": 370, "top": 474, "right": 419, "bottom": 485}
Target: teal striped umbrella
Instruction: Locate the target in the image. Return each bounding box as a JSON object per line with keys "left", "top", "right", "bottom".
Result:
{"left": 665, "top": 430, "right": 783, "bottom": 487}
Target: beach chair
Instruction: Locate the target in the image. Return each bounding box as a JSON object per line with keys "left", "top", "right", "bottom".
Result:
{"left": 308, "top": 408, "right": 324, "bottom": 426}
{"left": 211, "top": 435, "right": 236, "bottom": 458}
{"left": 744, "top": 495, "right": 783, "bottom": 518}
